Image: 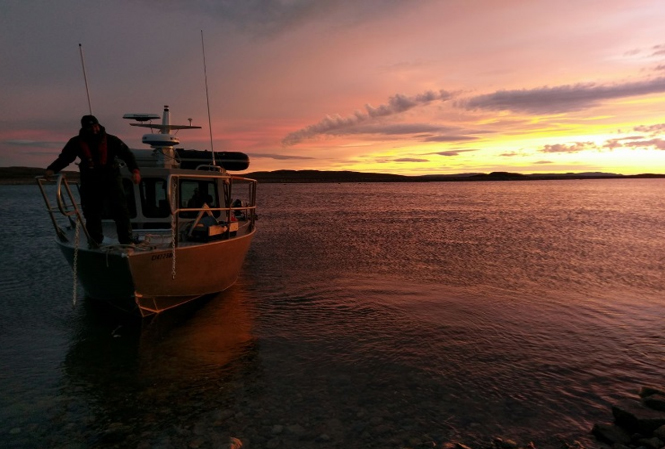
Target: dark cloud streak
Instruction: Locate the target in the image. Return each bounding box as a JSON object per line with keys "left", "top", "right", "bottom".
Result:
{"left": 464, "top": 77, "right": 665, "bottom": 114}
{"left": 283, "top": 90, "right": 452, "bottom": 145}
{"left": 332, "top": 123, "right": 455, "bottom": 136}
{"left": 3, "top": 139, "right": 63, "bottom": 148}
{"left": 393, "top": 158, "right": 428, "bottom": 162}
{"left": 423, "top": 135, "right": 477, "bottom": 142}
{"left": 431, "top": 149, "right": 477, "bottom": 156}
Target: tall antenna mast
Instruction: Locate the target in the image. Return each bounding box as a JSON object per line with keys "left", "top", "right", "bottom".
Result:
{"left": 201, "top": 30, "right": 216, "bottom": 166}
{"left": 78, "top": 44, "right": 93, "bottom": 115}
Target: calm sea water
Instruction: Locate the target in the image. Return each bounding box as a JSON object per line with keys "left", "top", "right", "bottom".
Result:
{"left": 1, "top": 179, "right": 664, "bottom": 448}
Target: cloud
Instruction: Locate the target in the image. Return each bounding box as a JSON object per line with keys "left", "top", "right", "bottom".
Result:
{"left": 623, "top": 44, "right": 665, "bottom": 59}
{"left": 283, "top": 90, "right": 452, "bottom": 145}
{"left": 422, "top": 135, "right": 477, "bottom": 143}
{"left": 3, "top": 139, "right": 63, "bottom": 148}
{"left": 335, "top": 123, "right": 454, "bottom": 136}
{"left": 621, "top": 138, "right": 665, "bottom": 150}
{"left": 604, "top": 139, "right": 624, "bottom": 150}
{"left": 393, "top": 158, "right": 428, "bottom": 163}
{"left": 634, "top": 123, "right": 665, "bottom": 134}
{"left": 540, "top": 141, "right": 595, "bottom": 153}
{"left": 603, "top": 131, "right": 665, "bottom": 150}
{"left": 652, "top": 44, "right": 665, "bottom": 57}
{"left": 463, "top": 77, "right": 665, "bottom": 114}
{"left": 430, "top": 149, "right": 477, "bottom": 157}
{"left": 321, "top": 122, "right": 479, "bottom": 144}
{"left": 500, "top": 151, "right": 520, "bottom": 157}
{"left": 249, "top": 153, "right": 315, "bottom": 160}
{"left": 534, "top": 160, "right": 553, "bottom": 165}
{"left": 604, "top": 136, "right": 644, "bottom": 149}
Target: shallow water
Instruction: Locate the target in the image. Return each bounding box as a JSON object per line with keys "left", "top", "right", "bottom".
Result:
{"left": 1, "top": 179, "right": 664, "bottom": 448}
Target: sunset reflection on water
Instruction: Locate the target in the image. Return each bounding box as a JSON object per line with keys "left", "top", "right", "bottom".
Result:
{"left": 2, "top": 180, "right": 665, "bottom": 448}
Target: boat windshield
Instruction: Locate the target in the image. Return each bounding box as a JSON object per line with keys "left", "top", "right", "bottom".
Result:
{"left": 180, "top": 179, "right": 220, "bottom": 218}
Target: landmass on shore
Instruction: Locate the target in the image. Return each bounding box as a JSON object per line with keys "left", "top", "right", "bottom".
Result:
{"left": 1, "top": 166, "right": 664, "bottom": 185}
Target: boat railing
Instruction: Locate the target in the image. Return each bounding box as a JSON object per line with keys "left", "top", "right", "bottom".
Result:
{"left": 36, "top": 172, "right": 256, "bottom": 248}
{"left": 167, "top": 173, "right": 257, "bottom": 247}
{"left": 36, "top": 174, "right": 92, "bottom": 244}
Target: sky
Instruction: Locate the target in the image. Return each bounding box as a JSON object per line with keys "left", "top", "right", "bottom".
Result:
{"left": 2, "top": 0, "right": 665, "bottom": 175}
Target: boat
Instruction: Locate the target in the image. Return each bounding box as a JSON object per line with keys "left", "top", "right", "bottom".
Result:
{"left": 37, "top": 105, "right": 257, "bottom": 316}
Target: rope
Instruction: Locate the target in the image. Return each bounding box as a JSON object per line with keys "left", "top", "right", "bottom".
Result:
{"left": 72, "top": 219, "right": 80, "bottom": 307}
{"left": 171, "top": 179, "right": 177, "bottom": 279}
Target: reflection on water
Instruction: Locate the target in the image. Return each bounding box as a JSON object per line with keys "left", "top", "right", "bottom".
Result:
{"left": 53, "top": 286, "right": 258, "bottom": 447}
{"left": 3, "top": 181, "right": 665, "bottom": 448}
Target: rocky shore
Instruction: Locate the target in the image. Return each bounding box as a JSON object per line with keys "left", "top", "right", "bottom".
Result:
{"left": 182, "top": 385, "right": 665, "bottom": 449}
{"left": 8, "top": 375, "right": 663, "bottom": 449}
{"left": 591, "top": 385, "right": 665, "bottom": 449}
{"left": 176, "top": 436, "right": 591, "bottom": 449}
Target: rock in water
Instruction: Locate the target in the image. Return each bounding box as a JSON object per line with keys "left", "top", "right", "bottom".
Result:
{"left": 591, "top": 423, "right": 631, "bottom": 445}
{"left": 643, "top": 393, "right": 665, "bottom": 412}
{"left": 612, "top": 399, "right": 665, "bottom": 434}
{"left": 639, "top": 386, "right": 665, "bottom": 398}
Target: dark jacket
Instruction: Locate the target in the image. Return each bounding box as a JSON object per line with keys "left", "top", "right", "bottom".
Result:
{"left": 47, "top": 126, "right": 140, "bottom": 175}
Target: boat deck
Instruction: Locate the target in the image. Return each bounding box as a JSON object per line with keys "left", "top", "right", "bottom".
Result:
{"left": 57, "top": 217, "right": 255, "bottom": 253}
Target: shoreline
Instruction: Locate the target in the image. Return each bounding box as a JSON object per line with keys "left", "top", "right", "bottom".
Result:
{"left": 1, "top": 166, "right": 664, "bottom": 185}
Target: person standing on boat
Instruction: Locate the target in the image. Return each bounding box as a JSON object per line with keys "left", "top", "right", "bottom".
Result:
{"left": 45, "top": 115, "right": 141, "bottom": 246}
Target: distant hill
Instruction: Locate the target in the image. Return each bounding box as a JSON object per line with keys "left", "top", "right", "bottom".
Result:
{"left": 246, "top": 170, "right": 665, "bottom": 183}
{"left": 246, "top": 170, "right": 409, "bottom": 183}
{"left": 1, "top": 166, "right": 664, "bottom": 185}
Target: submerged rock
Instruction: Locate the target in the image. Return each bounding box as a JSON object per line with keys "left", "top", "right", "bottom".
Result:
{"left": 592, "top": 386, "right": 665, "bottom": 447}
{"left": 654, "top": 424, "right": 665, "bottom": 440}
{"left": 638, "top": 386, "right": 665, "bottom": 398}
{"left": 612, "top": 398, "right": 665, "bottom": 434}
{"left": 635, "top": 436, "right": 663, "bottom": 449}
{"left": 643, "top": 393, "right": 665, "bottom": 412}
{"left": 591, "top": 422, "right": 631, "bottom": 445}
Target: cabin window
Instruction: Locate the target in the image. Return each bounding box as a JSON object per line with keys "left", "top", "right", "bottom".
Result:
{"left": 101, "top": 178, "right": 136, "bottom": 219}
{"left": 139, "top": 178, "right": 170, "bottom": 218}
{"left": 180, "top": 180, "right": 220, "bottom": 218}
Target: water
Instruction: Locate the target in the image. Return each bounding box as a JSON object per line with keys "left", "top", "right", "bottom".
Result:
{"left": 1, "top": 179, "right": 664, "bottom": 448}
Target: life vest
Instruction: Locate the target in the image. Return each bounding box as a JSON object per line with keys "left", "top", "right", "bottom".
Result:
{"left": 79, "top": 135, "right": 108, "bottom": 168}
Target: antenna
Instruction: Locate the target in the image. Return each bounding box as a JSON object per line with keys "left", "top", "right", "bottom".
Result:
{"left": 201, "top": 30, "right": 216, "bottom": 166}
{"left": 78, "top": 44, "right": 93, "bottom": 115}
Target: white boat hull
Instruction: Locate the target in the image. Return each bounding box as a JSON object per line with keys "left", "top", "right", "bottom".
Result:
{"left": 57, "top": 229, "right": 255, "bottom": 316}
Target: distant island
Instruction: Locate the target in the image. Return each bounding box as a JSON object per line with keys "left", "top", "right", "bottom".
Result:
{"left": 244, "top": 169, "right": 665, "bottom": 183}
{"left": 1, "top": 166, "right": 664, "bottom": 185}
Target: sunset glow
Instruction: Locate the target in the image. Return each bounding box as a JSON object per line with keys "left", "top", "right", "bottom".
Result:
{"left": 2, "top": 0, "right": 665, "bottom": 175}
